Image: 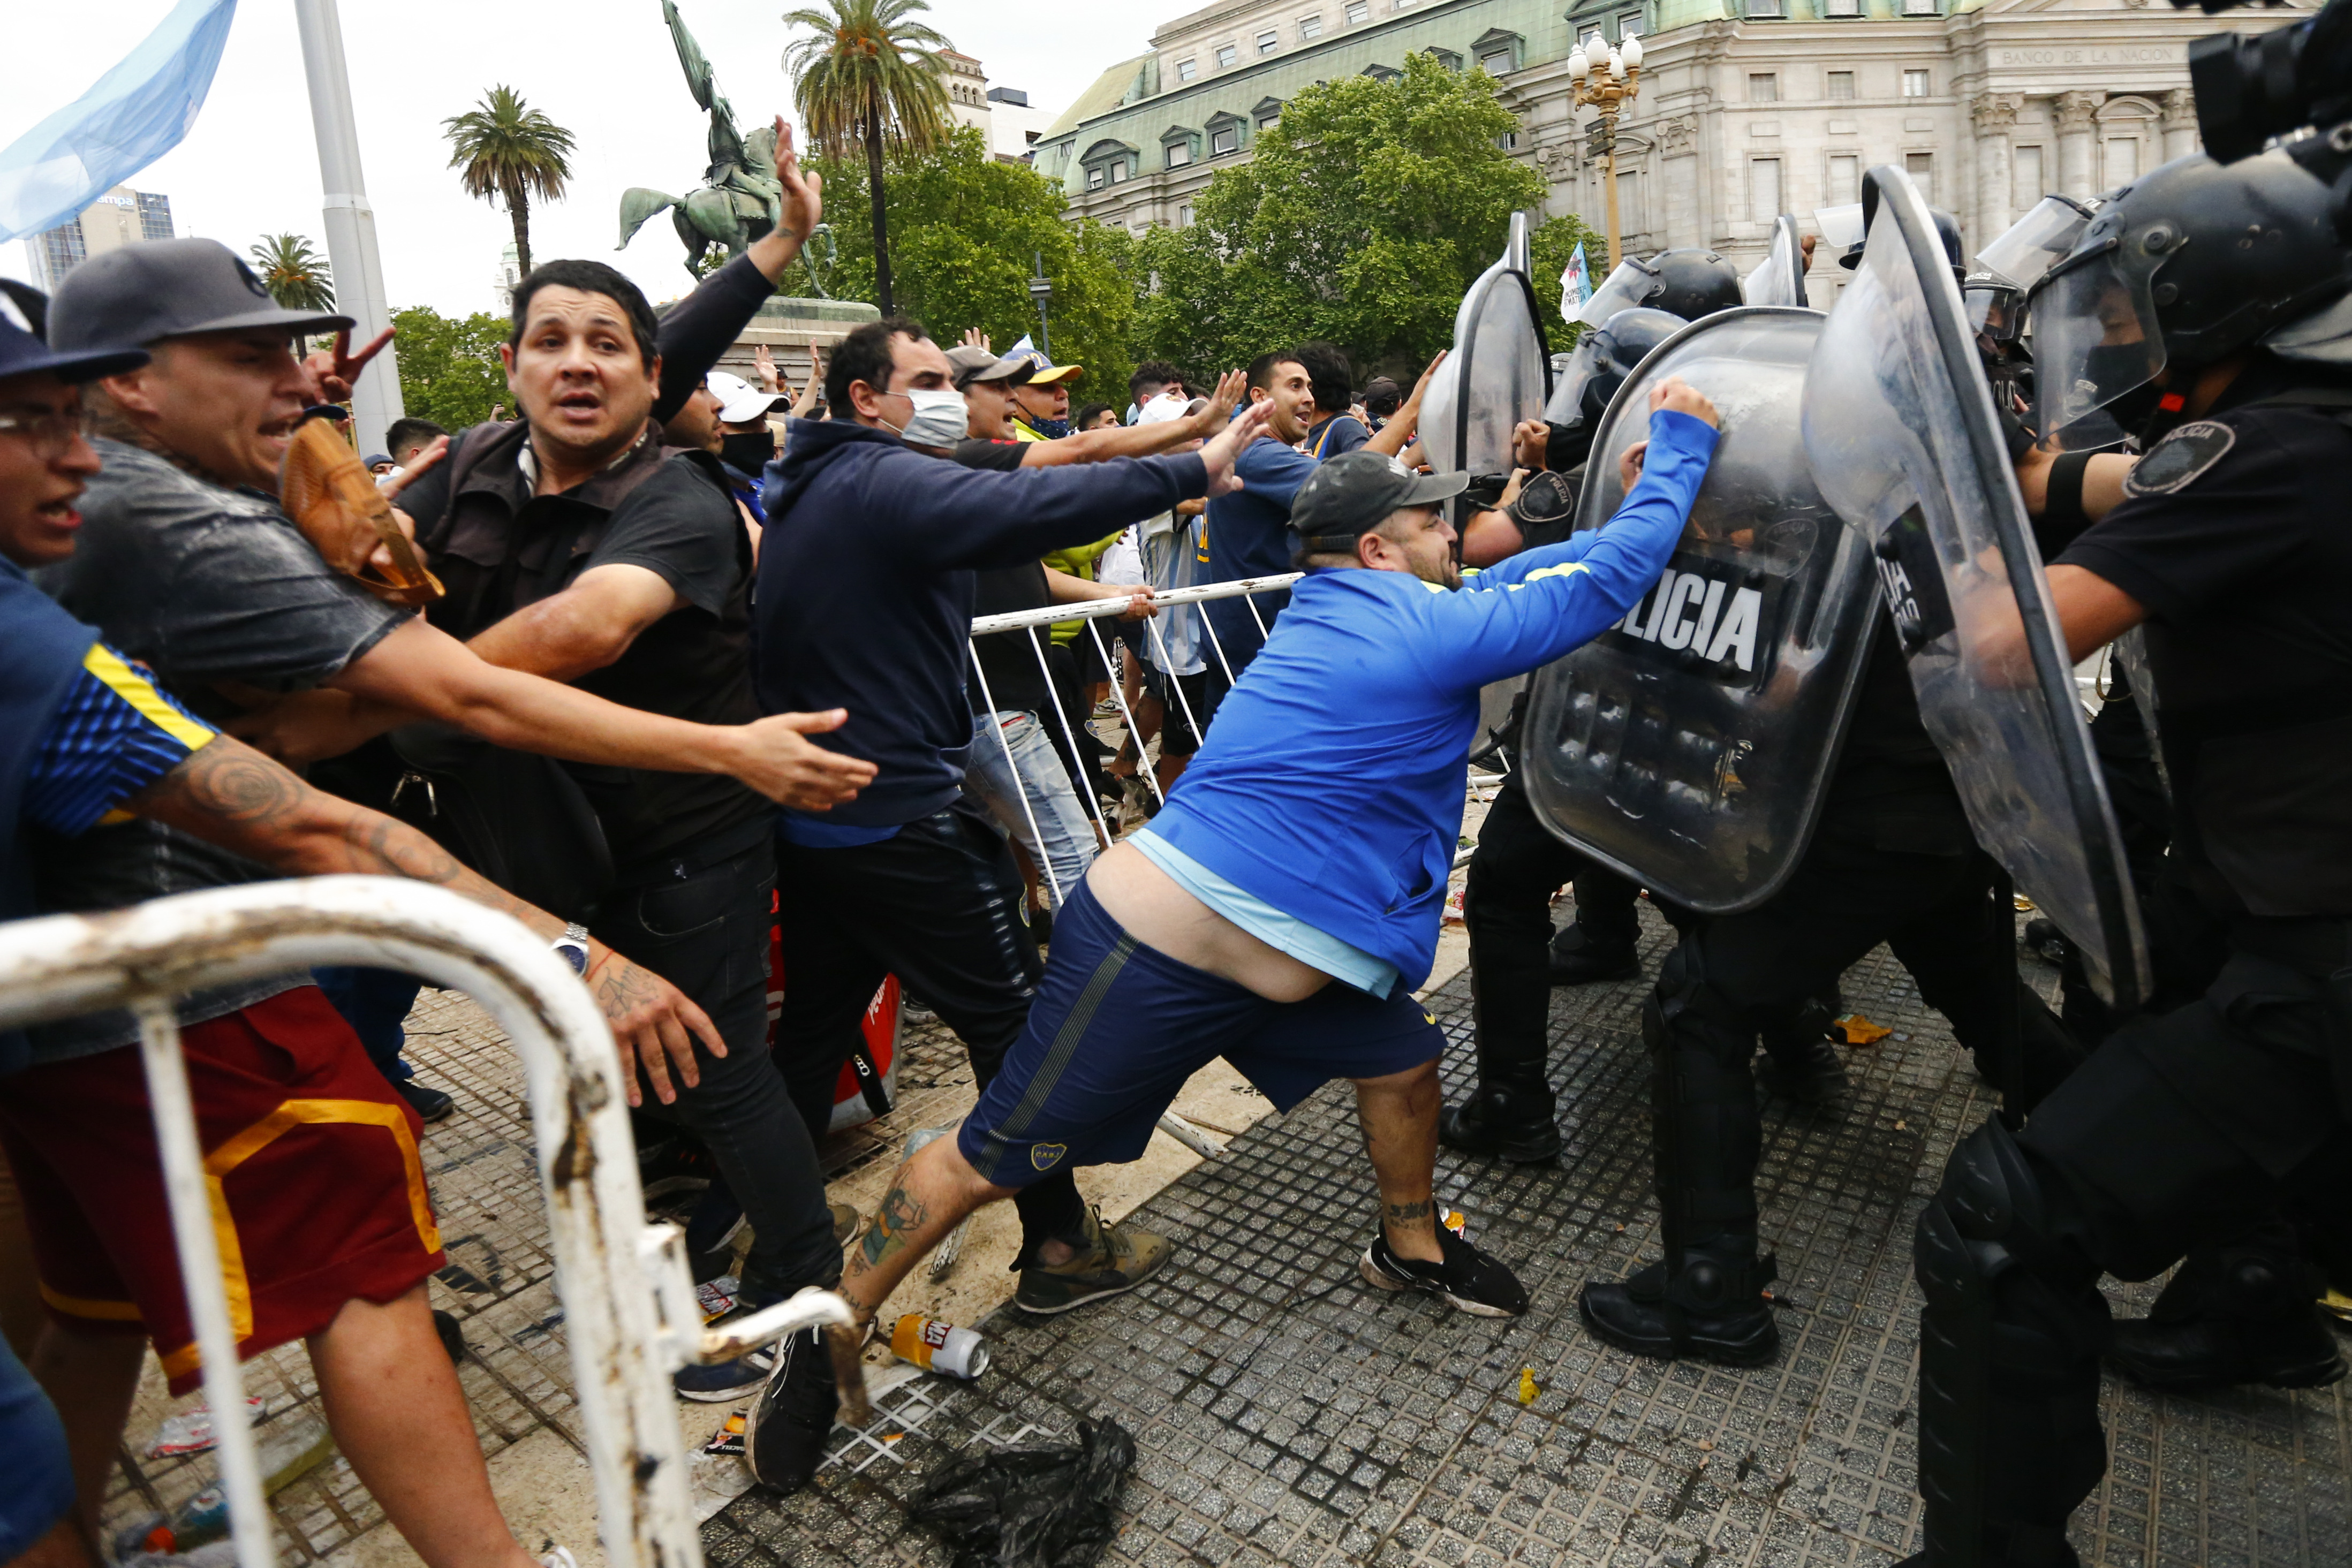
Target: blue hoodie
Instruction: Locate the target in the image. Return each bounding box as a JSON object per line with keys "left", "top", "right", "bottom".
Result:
{"left": 1145, "top": 406, "right": 1718, "bottom": 990}
{"left": 755, "top": 419, "right": 1207, "bottom": 829}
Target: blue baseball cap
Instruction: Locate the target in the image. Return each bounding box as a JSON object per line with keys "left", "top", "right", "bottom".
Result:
{"left": 0, "top": 279, "right": 149, "bottom": 384}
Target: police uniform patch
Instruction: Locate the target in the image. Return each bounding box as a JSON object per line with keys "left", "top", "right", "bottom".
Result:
{"left": 2124, "top": 421, "right": 2236, "bottom": 497}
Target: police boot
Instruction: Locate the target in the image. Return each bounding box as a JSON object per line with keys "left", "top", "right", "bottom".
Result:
{"left": 1547, "top": 920, "right": 1639, "bottom": 985}
{"left": 1578, "top": 1238, "right": 1779, "bottom": 1365}
{"left": 1438, "top": 1082, "right": 1562, "bottom": 1163}
{"left": 2107, "top": 1236, "right": 2348, "bottom": 1392}
{"left": 1757, "top": 996, "right": 1848, "bottom": 1105}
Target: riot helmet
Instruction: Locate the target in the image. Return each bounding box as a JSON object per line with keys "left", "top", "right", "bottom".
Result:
{"left": 1577, "top": 249, "right": 1742, "bottom": 327}
{"left": 1575, "top": 307, "right": 1687, "bottom": 426}
{"left": 2027, "top": 153, "right": 2352, "bottom": 434}
{"left": 1975, "top": 193, "right": 2096, "bottom": 291}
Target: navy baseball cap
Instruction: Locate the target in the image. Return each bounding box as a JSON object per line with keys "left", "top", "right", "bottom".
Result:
{"left": 1289, "top": 450, "right": 1469, "bottom": 555}
{"left": 0, "top": 278, "right": 148, "bottom": 384}
{"left": 50, "top": 237, "right": 352, "bottom": 353}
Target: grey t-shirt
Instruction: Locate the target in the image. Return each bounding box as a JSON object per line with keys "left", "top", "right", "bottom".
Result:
{"left": 27, "top": 440, "right": 407, "bottom": 1062}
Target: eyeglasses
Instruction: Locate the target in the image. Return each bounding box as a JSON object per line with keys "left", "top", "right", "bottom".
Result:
{"left": 0, "top": 405, "right": 98, "bottom": 461}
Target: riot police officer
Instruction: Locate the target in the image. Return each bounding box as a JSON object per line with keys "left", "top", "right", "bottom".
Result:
{"left": 1907, "top": 152, "right": 2352, "bottom": 1565}
{"left": 1443, "top": 304, "right": 1729, "bottom": 1162}
{"left": 1572, "top": 198, "right": 2088, "bottom": 1369}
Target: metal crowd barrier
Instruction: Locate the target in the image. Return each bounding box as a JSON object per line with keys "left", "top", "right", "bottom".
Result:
{"left": 0, "top": 878, "right": 854, "bottom": 1568}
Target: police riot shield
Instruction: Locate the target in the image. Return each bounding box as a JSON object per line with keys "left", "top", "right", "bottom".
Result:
{"left": 1741, "top": 215, "right": 1808, "bottom": 308}
{"left": 1420, "top": 211, "right": 1554, "bottom": 476}
{"left": 1517, "top": 306, "right": 1884, "bottom": 914}
{"left": 1801, "top": 166, "right": 2149, "bottom": 1008}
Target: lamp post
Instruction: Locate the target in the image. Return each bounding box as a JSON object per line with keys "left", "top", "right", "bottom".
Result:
{"left": 1568, "top": 29, "right": 1644, "bottom": 271}
{"left": 1028, "top": 251, "right": 1054, "bottom": 359}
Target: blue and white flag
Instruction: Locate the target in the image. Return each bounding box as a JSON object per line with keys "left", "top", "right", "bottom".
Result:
{"left": 0, "top": 0, "right": 238, "bottom": 244}
{"left": 1560, "top": 242, "right": 1594, "bottom": 319}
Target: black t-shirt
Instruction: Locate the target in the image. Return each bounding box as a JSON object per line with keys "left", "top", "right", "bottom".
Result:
{"left": 952, "top": 438, "right": 1052, "bottom": 716}
{"left": 2056, "top": 370, "right": 2352, "bottom": 915}
{"left": 417, "top": 425, "right": 767, "bottom": 879}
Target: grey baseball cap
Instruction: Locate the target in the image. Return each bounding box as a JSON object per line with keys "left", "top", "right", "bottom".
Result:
{"left": 1289, "top": 450, "right": 1469, "bottom": 554}
{"left": 50, "top": 237, "right": 354, "bottom": 354}
{"left": 945, "top": 344, "right": 1032, "bottom": 390}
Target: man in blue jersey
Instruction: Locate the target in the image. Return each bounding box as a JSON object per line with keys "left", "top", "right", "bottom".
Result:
{"left": 800, "top": 376, "right": 1721, "bottom": 1340}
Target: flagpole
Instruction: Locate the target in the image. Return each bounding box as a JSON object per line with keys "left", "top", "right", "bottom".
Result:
{"left": 293, "top": 0, "right": 403, "bottom": 452}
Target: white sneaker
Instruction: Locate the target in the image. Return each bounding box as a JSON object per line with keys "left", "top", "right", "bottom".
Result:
{"left": 538, "top": 1547, "right": 579, "bottom": 1568}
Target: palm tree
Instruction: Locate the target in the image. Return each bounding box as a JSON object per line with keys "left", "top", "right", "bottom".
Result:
{"left": 442, "top": 85, "right": 576, "bottom": 278}
{"left": 248, "top": 234, "right": 335, "bottom": 312}
{"left": 783, "top": 0, "right": 952, "bottom": 314}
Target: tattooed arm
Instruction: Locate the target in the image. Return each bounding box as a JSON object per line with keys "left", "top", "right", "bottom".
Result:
{"left": 125, "top": 734, "right": 722, "bottom": 1105}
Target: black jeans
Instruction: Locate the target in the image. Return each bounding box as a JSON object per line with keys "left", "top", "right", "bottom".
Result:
{"left": 1462, "top": 773, "right": 1639, "bottom": 1099}
{"left": 594, "top": 834, "right": 838, "bottom": 1302}
{"left": 772, "top": 801, "right": 1090, "bottom": 1258}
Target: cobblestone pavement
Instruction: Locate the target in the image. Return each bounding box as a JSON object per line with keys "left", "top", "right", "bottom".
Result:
{"left": 713, "top": 902, "right": 2351, "bottom": 1568}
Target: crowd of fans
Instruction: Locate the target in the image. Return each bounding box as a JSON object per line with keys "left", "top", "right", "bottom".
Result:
{"left": 0, "top": 120, "right": 1506, "bottom": 1568}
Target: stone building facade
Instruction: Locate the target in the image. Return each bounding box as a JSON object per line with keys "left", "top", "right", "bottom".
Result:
{"left": 1037, "top": 0, "right": 2308, "bottom": 304}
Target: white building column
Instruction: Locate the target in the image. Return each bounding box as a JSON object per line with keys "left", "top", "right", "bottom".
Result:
{"left": 2161, "top": 87, "right": 2200, "bottom": 163}
{"left": 1970, "top": 94, "right": 2021, "bottom": 248}
{"left": 2055, "top": 92, "right": 2104, "bottom": 200}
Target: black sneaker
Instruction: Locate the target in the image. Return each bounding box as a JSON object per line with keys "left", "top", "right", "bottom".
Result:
{"left": 396, "top": 1078, "right": 455, "bottom": 1123}
{"left": 744, "top": 1311, "right": 842, "bottom": 1496}
{"left": 1437, "top": 1087, "right": 1562, "bottom": 1163}
{"left": 672, "top": 1340, "right": 774, "bottom": 1403}
{"left": 1578, "top": 1249, "right": 1779, "bottom": 1366}
{"left": 1359, "top": 1223, "right": 1528, "bottom": 1317}
{"left": 1546, "top": 924, "right": 1639, "bottom": 986}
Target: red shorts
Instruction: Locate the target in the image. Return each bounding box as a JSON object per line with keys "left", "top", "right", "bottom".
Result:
{"left": 0, "top": 986, "right": 445, "bottom": 1395}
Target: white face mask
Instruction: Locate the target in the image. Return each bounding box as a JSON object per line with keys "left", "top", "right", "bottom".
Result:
{"left": 890, "top": 386, "right": 970, "bottom": 448}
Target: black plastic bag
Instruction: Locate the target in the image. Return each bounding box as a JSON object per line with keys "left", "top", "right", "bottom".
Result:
{"left": 911, "top": 1417, "right": 1136, "bottom": 1568}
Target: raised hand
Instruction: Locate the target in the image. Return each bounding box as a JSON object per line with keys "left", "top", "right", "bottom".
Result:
{"left": 1186, "top": 368, "right": 1248, "bottom": 436}
{"left": 302, "top": 326, "right": 396, "bottom": 405}
{"left": 770, "top": 116, "right": 822, "bottom": 243}
{"left": 1199, "top": 399, "right": 1276, "bottom": 498}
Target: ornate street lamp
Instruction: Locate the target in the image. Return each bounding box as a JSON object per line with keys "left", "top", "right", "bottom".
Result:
{"left": 1568, "top": 29, "right": 1644, "bottom": 270}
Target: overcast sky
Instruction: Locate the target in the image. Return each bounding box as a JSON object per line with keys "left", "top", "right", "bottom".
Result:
{"left": 12, "top": 0, "right": 1198, "bottom": 315}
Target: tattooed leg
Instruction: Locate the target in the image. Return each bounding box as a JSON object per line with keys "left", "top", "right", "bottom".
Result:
{"left": 839, "top": 1136, "right": 1012, "bottom": 1326}
{"left": 1351, "top": 1057, "right": 1445, "bottom": 1264}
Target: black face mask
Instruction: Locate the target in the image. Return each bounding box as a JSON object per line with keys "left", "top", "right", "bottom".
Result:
{"left": 721, "top": 429, "right": 776, "bottom": 476}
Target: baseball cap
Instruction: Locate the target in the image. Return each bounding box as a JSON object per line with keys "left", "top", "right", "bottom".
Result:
{"left": 946, "top": 344, "right": 1033, "bottom": 390}
{"left": 1136, "top": 389, "right": 1191, "bottom": 426}
{"left": 0, "top": 278, "right": 148, "bottom": 384}
{"left": 1008, "top": 348, "right": 1083, "bottom": 385}
{"left": 707, "top": 369, "right": 785, "bottom": 423}
{"left": 1289, "top": 450, "right": 1469, "bottom": 555}
{"left": 50, "top": 237, "right": 353, "bottom": 354}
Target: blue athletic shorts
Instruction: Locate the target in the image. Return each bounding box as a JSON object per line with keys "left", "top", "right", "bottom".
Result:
{"left": 958, "top": 878, "right": 1445, "bottom": 1186}
{"left": 0, "top": 1336, "right": 72, "bottom": 1559}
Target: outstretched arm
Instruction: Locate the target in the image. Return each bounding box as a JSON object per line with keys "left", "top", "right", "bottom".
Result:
{"left": 1018, "top": 371, "right": 1245, "bottom": 467}
{"left": 129, "top": 735, "right": 726, "bottom": 1107}
{"left": 1436, "top": 381, "right": 1720, "bottom": 689}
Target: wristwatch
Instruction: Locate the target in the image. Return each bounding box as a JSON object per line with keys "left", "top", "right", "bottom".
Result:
{"left": 551, "top": 922, "right": 592, "bottom": 975}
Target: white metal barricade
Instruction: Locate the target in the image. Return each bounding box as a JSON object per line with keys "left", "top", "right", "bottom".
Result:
{"left": 0, "top": 878, "right": 856, "bottom": 1568}
{"left": 966, "top": 572, "right": 1302, "bottom": 912}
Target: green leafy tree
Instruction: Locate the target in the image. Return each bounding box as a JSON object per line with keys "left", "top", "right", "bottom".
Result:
{"left": 1133, "top": 55, "right": 1564, "bottom": 379}
{"left": 390, "top": 306, "right": 510, "bottom": 431}
{"left": 783, "top": 0, "right": 951, "bottom": 316}
{"left": 248, "top": 233, "right": 334, "bottom": 312}
{"left": 778, "top": 128, "right": 1141, "bottom": 405}
{"left": 442, "top": 85, "right": 577, "bottom": 277}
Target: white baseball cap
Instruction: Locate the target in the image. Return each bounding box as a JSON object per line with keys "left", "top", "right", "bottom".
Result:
{"left": 1137, "top": 389, "right": 1192, "bottom": 426}
{"left": 708, "top": 370, "right": 786, "bottom": 424}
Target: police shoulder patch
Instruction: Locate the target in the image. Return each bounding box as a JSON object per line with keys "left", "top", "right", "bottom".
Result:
{"left": 2123, "top": 420, "right": 2236, "bottom": 497}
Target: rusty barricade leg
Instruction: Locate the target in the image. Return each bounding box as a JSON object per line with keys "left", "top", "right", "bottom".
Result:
{"left": 0, "top": 878, "right": 851, "bottom": 1568}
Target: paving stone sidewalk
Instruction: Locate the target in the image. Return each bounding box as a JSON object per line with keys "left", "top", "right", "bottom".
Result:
{"left": 713, "top": 904, "right": 2350, "bottom": 1568}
